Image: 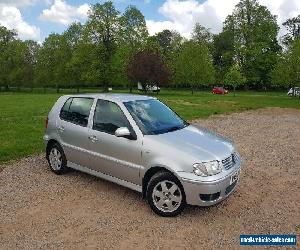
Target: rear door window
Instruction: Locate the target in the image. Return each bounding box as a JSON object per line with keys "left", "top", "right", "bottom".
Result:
{"left": 60, "top": 97, "right": 94, "bottom": 127}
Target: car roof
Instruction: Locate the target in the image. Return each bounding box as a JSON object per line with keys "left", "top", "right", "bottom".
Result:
{"left": 63, "top": 93, "right": 156, "bottom": 103}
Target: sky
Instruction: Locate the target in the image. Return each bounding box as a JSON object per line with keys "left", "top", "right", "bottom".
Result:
{"left": 0, "top": 0, "right": 299, "bottom": 42}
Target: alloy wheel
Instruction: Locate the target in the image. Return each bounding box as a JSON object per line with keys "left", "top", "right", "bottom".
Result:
{"left": 152, "top": 180, "right": 182, "bottom": 212}
{"left": 49, "top": 147, "right": 62, "bottom": 171}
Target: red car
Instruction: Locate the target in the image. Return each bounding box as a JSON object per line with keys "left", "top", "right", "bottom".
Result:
{"left": 212, "top": 87, "right": 228, "bottom": 95}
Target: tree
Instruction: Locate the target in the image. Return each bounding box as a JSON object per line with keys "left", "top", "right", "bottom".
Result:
{"left": 0, "top": 26, "right": 17, "bottom": 46}
{"left": 85, "top": 1, "right": 120, "bottom": 91}
{"left": 224, "top": 64, "right": 246, "bottom": 96}
{"left": 166, "top": 31, "right": 186, "bottom": 88}
{"left": 120, "top": 5, "right": 148, "bottom": 48}
{"left": 150, "top": 30, "right": 184, "bottom": 57}
{"left": 0, "top": 26, "right": 17, "bottom": 90}
{"left": 221, "top": 0, "right": 280, "bottom": 89}
{"left": 271, "top": 56, "right": 290, "bottom": 89}
{"left": 35, "top": 33, "right": 71, "bottom": 92}
{"left": 4, "top": 40, "right": 27, "bottom": 89}
{"left": 155, "top": 29, "right": 173, "bottom": 54}
{"left": 282, "top": 15, "right": 300, "bottom": 46}
{"left": 110, "top": 44, "right": 131, "bottom": 88}
{"left": 173, "top": 41, "right": 215, "bottom": 94}
{"left": 272, "top": 38, "right": 300, "bottom": 95}
{"left": 69, "top": 40, "right": 104, "bottom": 88}
{"left": 151, "top": 30, "right": 186, "bottom": 89}
{"left": 284, "top": 39, "right": 300, "bottom": 89}
{"left": 126, "top": 49, "right": 170, "bottom": 91}
{"left": 63, "top": 23, "right": 85, "bottom": 92}
{"left": 212, "top": 30, "right": 235, "bottom": 83}
{"left": 191, "top": 23, "right": 213, "bottom": 45}
{"left": 64, "top": 22, "right": 83, "bottom": 50}
{"left": 119, "top": 5, "right": 148, "bottom": 92}
{"left": 168, "top": 31, "right": 185, "bottom": 53}
{"left": 8, "top": 40, "right": 40, "bottom": 90}
{"left": 0, "top": 37, "right": 39, "bottom": 91}
{"left": 24, "top": 40, "right": 40, "bottom": 90}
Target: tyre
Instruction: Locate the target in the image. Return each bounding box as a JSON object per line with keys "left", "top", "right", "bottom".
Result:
{"left": 147, "top": 171, "right": 186, "bottom": 217}
{"left": 46, "top": 142, "right": 68, "bottom": 174}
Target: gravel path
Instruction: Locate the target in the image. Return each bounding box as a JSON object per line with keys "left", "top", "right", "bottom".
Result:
{"left": 1, "top": 108, "right": 299, "bottom": 250}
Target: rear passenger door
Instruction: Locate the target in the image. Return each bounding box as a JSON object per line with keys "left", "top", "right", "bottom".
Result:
{"left": 87, "top": 99, "right": 142, "bottom": 185}
{"left": 58, "top": 97, "right": 94, "bottom": 167}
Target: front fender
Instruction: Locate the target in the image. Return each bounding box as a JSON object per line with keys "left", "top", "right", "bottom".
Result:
{"left": 141, "top": 156, "right": 185, "bottom": 180}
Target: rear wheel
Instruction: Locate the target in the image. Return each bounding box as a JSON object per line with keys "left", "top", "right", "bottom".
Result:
{"left": 147, "top": 171, "right": 186, "bottom": 217}
{"left": 46, "top": 143, "right": 68, "bottom": 174}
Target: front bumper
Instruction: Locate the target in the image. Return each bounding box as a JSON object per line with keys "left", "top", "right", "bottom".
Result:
{"left": 179, "top": 163, "right": 241, "bottom": 206}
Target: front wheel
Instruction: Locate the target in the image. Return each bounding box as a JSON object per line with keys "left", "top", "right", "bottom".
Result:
{"left": 147, "top": 171, "right": 186, "bottom": 217}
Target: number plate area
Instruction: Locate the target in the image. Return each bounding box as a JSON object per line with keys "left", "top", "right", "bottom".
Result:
{"left": 230, "top": 170, "right": 239, "bottom": 185}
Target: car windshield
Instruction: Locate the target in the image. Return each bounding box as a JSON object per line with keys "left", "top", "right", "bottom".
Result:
{"left": 123, "top": 99, "right": 188, "bottom": 135}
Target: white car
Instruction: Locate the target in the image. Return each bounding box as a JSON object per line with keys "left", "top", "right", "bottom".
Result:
{"left": 138, "top": 83, "right": 160, "bottom": 92}
{"left": 287, "top": 87, "right": 300, "bottom": 97}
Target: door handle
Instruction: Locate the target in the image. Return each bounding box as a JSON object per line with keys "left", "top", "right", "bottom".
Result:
{"left": 88, "top": 135, "right": 98, "bottom": 142}
{"left": 57, "top": 126, "right": 65, "bottom": 132}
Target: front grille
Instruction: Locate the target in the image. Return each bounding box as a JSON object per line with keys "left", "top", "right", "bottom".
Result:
{"left": 222, "top": 154, "right": 236, "bottom": 170}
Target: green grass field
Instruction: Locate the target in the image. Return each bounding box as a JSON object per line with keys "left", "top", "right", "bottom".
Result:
{"left": 0, "top": 89, "right": 299, "bottom": 164}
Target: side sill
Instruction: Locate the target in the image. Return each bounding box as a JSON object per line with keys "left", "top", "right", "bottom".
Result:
{"left": 67, "top": 161, "right": 143, "bottom": 193}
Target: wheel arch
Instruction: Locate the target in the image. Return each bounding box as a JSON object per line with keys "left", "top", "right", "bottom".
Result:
{"left": 46, "top": 139, "right": 60, "bottom": 156}
{"left": 142, "top": 166, "right": 179, "bottom": 198}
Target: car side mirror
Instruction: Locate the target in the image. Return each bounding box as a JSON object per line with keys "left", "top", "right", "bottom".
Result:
{"left": 115, "top": 127, "right": 131, "bottom": 138}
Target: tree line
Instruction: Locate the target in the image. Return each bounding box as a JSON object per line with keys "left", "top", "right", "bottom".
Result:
{"left": 0, "top": 0, "right": 300, "bottom": 93}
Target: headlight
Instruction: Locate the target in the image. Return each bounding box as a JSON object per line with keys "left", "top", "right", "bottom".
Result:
{"left": 193, "top": 161, "right": 222, "bottom": 176}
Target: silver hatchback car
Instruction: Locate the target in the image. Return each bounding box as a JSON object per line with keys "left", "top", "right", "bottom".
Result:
{"left": 44, "top": 94, "right": 241, "bottom": 216}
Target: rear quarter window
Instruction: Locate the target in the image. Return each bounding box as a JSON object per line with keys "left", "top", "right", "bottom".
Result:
{"left": 60, "top": 97, "right": 94, "bottom": 127}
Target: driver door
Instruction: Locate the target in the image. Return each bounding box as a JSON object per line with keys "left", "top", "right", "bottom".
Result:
{"left": 87, "top": 99, "right": 142, "bottom": 185}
